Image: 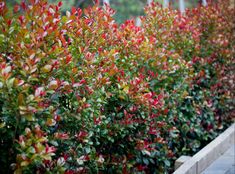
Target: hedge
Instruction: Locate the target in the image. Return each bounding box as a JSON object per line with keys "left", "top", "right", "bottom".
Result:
{"left": 0, "top": 0, "right": 234, "bottom": 173}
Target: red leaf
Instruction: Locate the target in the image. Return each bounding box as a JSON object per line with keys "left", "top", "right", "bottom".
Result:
{"left": 45, "top": 144, "right": 56, "bottom": 153}
{"left": 94, "top": 0, "right": 99, "bottom": 5}
{"left": 7, "top": 20, "right": 12, "bottom": 26}
{"left": 77, "top": 8, "right": 82, "bottom": 17}
{"left": 66, "top": 55, "right": 72, "bottom": 64}
{"left": 60, "top": 35, "right": 67, "bottom": 47}
{"left": 18, "top": 15, "right": 25, "bottom": 24}
{"left": 13, "top": 5, "right": 20, "bottom": 13}
{"left": 21, "top": 2, "right": 27, "bottom": 10}
{"left": 58, "top": 1, "right": 63, "bottom": 7}
{"left": 71, "top": 6, "right": 76, "bottom": 15}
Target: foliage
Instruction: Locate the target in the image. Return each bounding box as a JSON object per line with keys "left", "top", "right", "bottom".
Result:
{"left": 0, "top": 0, "right": 234, "bottom": 173}
{"left": 6, "top": 0, "right": 204, "bottom": 24}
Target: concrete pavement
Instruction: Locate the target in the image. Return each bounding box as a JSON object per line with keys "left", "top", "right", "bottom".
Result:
{"left": 201, "top": 144, "right": 235, "bottom": 174}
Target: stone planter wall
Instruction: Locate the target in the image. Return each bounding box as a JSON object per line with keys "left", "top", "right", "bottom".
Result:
{"left": 173, "top": 123, "right": 235, "bottom": 174}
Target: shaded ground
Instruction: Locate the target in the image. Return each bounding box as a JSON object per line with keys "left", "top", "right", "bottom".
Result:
{"left": 201, "top": 144, "right": 235, "bottom": 174}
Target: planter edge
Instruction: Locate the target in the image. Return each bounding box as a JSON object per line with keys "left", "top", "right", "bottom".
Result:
{"left": 173, "top": 123, "right": 235, "bottom": 174}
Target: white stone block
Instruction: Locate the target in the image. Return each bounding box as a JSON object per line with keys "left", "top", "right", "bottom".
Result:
{"left": 175, "top": 156, "right": 192, "bottom": 170}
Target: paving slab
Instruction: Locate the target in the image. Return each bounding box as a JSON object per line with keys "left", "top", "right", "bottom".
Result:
{"left": 174, "top": 124, "right": 235, "bottom": 174}
{"left": 201, "top": 145, "right": 235, "bottom": 174}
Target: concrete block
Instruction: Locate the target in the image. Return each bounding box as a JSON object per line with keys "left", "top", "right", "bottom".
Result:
{"left": 173, "top": 123, "right": 235, "bottom": 174}
{"left": 175, "top": 155, "right": 192, "bottom": 170}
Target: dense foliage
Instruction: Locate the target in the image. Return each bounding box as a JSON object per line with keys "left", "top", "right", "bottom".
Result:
{"left": 6, "top": 0, "right": 202, "bottom": 24}
{"left": 0, "top": 0, "right": 234, "bottom": 173}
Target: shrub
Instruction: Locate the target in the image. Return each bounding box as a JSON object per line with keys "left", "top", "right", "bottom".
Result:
{"left": 0, "top": 0, "right": 233, "bottom": 173}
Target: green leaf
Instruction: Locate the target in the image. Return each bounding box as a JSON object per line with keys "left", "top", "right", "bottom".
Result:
{"left": 143, "top": 158, "right": 149, "bottom": 165}
{"left": 85, "top": 146, "right": 91, "bottom": 154}
{"left": 24, "top": 114, "right": 35, "bottom": 121}
{"left": 0, "top": 122, "right": 6, "bottom": 128}
{"left": 164, "top": 160, "right": 171, "bottom": 167}
{"left": 6, "top": 78, "right": 15, "bottom": 89}
{"left": 20, "top": 161, "right": 29, "bottom": 167}
{"left": 50, "top": 140, "right": 59, "bottom": 146}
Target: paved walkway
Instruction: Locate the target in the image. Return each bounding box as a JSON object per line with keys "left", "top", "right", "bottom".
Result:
{"left": 201, "top": 144, "right": 235, "bottom": 174}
